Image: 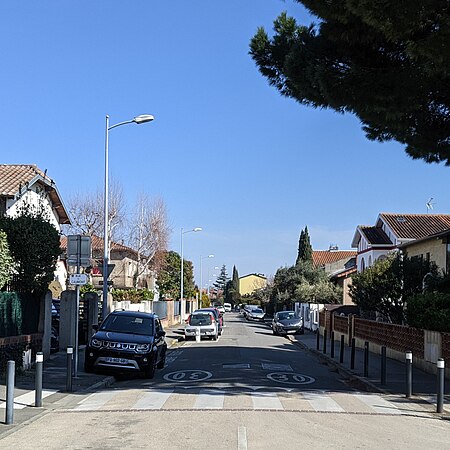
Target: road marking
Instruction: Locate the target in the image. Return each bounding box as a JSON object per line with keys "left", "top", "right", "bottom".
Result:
{"left": 251, "top": 392, "right": 283, "bottom": 410}
{"left": 303, "top": 391, "right": 345, "bottom": 412}
{"left": 164, "top": 370, "right": 212, "bottom": 383}
{"left": 133, "top": 389, "right": 173, "bottom": 409}
{"left": 222, "top": 363, "right": 250, "bottom": 369}
{"left": 194, "top": 389, "right": 224, "bottom": 409}
{"left": 267, "top": 372, "right": 315, "bottom": 385}
{"left": 262, "top": 363, "right": 292, "bottom": 371}
{"left": 0, "top": 389, "right": 57, "bottom": 409}
{"left": 74, "top": 390, "right": 117, "bottom": 411}
{"left": 238, "top": 426, "right": 248, "bottom": 450}
{"left": 355, "top": 393, "right": 401, "bottom": 415}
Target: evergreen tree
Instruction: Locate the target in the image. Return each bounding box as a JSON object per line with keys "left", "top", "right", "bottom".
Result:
{"left": 213, "top": 264, "right": 229, "bottom": 300}
{"left": 296, "top": 226, "right": 313, "bottom": 265}
{"left": 250, "top": 3, "right": 450, "bottom": 164}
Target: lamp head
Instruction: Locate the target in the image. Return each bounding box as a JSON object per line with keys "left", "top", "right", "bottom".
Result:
{"left": 193, "top": 227, "right": 202, "bottom": 232}
{"left": 133, "top": 114, "right": 154, "bottom": 124}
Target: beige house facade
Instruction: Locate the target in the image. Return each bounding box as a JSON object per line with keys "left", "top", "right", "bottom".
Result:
{"left": 239, "top": 273, "right": 267, "bottom": 296}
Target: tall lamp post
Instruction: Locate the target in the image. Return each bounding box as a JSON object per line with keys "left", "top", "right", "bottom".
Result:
{"left": 102, "top": 114, "right": 154, "bottom": 320}
{"left": 180, "top": 227, "right": 202, "bottom": 321}
{"left": 199, "top": 254, "right": 214, "bottom": 308}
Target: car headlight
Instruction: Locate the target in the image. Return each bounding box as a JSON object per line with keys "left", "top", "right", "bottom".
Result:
{"left": 136, "top": 344, "right": 151, "bottom": 353}
{"left": 293, "top": 321, "right": 303, "bottom": 326}
{"left": 90, "top": 338, "right": 102, "bottom": 348}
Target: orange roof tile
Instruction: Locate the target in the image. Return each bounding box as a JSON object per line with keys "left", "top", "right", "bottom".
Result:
{"left": 312, "top": 250, "right": 357, "bottom": 267}
{"left": 0, "top": 164, "right": 47, "bottom": 196}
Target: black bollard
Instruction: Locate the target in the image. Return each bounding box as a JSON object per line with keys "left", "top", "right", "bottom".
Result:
{"left": 5, "top": 360, "right": 15, "bottom": 425}
{"left": 323, "top": 329, "right": 327, "bottom": 354}
{"left": 350, "top": 338, "right": 356, "bottom": 370}
{"left": 381, "top": 346, "right": 387, "bottom": 385}
{"left": 406, "top": 351, "right": 412, "bottom": 398}
{"left": 66, "top": 346, "right": 73, "bottom": 392}
{"left": 316, "top": 330, "right": 320, "bottom": 351}
{"left": 364, "top": 341, "right": 369, "bottom": 377}
{"left": 35, "top": 352, "right": 43, "bottom": 407}
{"left": 330, "top": 331, "right": 335, "bottom": 358}
{"left": 437, "top": 358, "right": 445, "bottom": 413}
{"left": 339, "top": 334, "right": 344, "bottom": 363}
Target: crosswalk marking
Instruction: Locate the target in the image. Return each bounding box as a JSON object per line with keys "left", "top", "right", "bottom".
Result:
{"left": 302, "top": 391, "right": 345, "bottom": 412}
{"left": 194, "top": 390, "right": 225, "bottom": 409}
{"left": 67, "top": 389, "right": 434, "bottom": 416}
{"left": 0, "top": 389, "right": 57, "bottom": 410}
{"left": 133, "top": 389, "right": 173, "bottom": 409}
{"left": 251, "top": 392, "right": 283, "bottom": 410}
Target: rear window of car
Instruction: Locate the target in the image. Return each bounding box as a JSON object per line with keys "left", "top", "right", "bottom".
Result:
{"left": 100, "top": 314, "right": 154, "bottom": 336}
{"left": 189, "top": 314, "right": 212, "bottom": 326}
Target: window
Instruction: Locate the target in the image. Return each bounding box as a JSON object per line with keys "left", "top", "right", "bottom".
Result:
{"left": 360, "top": 258, "right": 365, "bottom": 272}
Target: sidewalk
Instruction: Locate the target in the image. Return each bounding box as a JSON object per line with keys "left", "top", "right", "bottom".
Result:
{"left": 289, "top": 330, "right": 450, "bottom": 412}
{"left": 0, "top": 324, "right": 182, "bottom": 432}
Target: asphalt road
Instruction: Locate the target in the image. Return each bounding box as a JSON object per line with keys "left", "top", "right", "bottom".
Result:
{"left": 1, "top": 313, "right": 450, "bottom": 449}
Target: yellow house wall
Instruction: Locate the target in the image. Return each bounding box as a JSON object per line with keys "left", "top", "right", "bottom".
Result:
{"left": 404, "top": 238, "right": 447, "bottom": 272}
{"left": 239, "top": 275, "right": 266, "bottom": 296}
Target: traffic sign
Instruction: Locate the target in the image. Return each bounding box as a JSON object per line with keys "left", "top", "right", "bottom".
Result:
{"left": 69, "top": 274, "right": 88, "bottom": 286}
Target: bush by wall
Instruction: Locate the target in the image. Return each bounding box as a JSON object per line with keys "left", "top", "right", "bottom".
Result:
{"left": 407, "top": 292, "right": 450, "bottom": 332}
{"left": 0, "top": 292, "right": 40, "bottom": 338}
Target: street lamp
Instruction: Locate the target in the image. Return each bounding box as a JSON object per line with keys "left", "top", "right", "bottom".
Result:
{"left": 102, "top": 114, "right": 154, "bottom": 320}
{"left": 199, "top": 254, "right": 214, "bottom": 308}
{"left": 180, "top": 227, "right": 202, "bottom": 321}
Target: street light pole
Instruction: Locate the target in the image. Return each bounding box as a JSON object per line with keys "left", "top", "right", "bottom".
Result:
{"left": 102, "top": 114, "right": 154, "bottom": 321}
{"left": 180, "top": 227, "right": 202, "bottom": 322}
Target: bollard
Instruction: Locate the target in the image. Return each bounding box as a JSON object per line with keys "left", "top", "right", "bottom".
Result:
{"left": 35, "top": 352, "right": 43, "bottom": 407}
{"left": 405, "top": 351, "right": 413, "bottom": 398}
{"left": 339, "top": 334, "right": 344, "bottom": 363}
{"left": 5, "top": 360, "right": 15, "bottom": 425}
{"left": 316, "top": 331, "right": 320, "bottom": 351}
{"left": 323, "top": 329, "right": 327, "bottom": 354}
{"left": 437, "top": 358, "right": 445, "bottom": 413}
{"left": 364, "top": 341, "right": 369, "bottom": 377}
{"left": 330, "top": 331, "right": 335, "bottom": 358}
{"left": 66, "top": 346, "right": 73, "bottom": 392}
{"left": 381, "top": 346, "right": 387, "bottom": 386}
{"left": 195, "top": 327, "right": 201, "bottom": 343}
{"left": 350, "top": 338, "right": 356, "bottom": 370}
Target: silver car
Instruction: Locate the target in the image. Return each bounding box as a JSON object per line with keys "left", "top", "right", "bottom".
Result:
{"left": 185, "top": 312, "right": 218, "bottom": 341}
{"left": 246, "top": 307, "right": 265, "bottom": 322}
{"left": 272, "top": 311, "right": 304, "bottom": 335}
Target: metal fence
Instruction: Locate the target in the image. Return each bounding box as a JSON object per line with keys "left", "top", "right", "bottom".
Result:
{"left": 153, "top": 301, "right": 168, "bottom": 319}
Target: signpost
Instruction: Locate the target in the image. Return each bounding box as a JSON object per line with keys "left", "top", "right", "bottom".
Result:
{"left": 67, "top": 235, "right": 91, "bottom": 378}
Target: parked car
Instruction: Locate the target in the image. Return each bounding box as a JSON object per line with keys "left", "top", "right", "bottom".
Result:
{"left": 185, "top": 311, "right": 218, "bottom": 341}
{"left": 223, "top": 303, "right": 232, "bottom": 312}
{"left": 196, "top": 308, "right": 223, "bottom": 334}
{"left": 272, "top": 311, "right": 304, "bottom": 335}
{"left": 246, "top": 307, "right": 265, "bottom": 322}
{"left": 242, "top": 304, "right": 259, "bottom": 319}
{"left": 84, "top": 310, "right": 167, "bottom": 379}
{"left": 214, "top": 303, "right": 225, "bottom": 314}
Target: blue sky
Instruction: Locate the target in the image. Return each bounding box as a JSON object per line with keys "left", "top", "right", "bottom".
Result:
{"left": 1, "top": 1, "right": 449, "bottom": 287}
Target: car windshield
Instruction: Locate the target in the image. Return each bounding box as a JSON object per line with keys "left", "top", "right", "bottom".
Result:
{"left": 277, "top": 312, "right": 296, "bottom": 320}
{"left": 189, "top": 314, "right": 212, "bottom": 326}
{"left": 252, "top": 308, "right": 263, "bottom": 313}
{"left": 100, "top": 314, "right": 154, "bottom": 336}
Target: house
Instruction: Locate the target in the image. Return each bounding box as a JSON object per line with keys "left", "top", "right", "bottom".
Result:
{"left": 312, "top": 247, "right": 357, "bottom": 305}
{"left": 0, "top": 164, "right": 71, "bottom": 296}
{"left": 239, "top": 273, "right": 267, "bottom": 296}
{"left": 351, "top": 213, "right": 450, "bottom": 272}
{"left": 60, "top": 235, "right": 158, "bottom": 295}
{"left": 398, "top": 228, "right": 450, "bottom": 275}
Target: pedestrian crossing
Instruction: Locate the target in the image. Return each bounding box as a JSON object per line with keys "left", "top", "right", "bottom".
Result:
{"left": 0, "top": 389, "right": 57, "bottom": 410}
{"left": 66, "top": 388, "right": 434, "bottom": 417}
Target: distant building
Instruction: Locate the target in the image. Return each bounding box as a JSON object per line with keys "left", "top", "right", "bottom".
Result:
{"left": 239, "top": 273, "right": 267, "bottom": 296}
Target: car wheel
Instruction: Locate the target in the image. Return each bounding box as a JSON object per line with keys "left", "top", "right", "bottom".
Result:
{"left": 212, "top": 334, "right": 218, "bottom": 341}
{"left": 144, "top": 355, "right": 157, "bottom": 379}
{"left": 272, "top": 329, "right": 278, "bottom": 336}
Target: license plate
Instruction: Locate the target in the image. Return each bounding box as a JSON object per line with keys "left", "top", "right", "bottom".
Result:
{"left": 105, "top": 357, "right": 129, "bottom": 364}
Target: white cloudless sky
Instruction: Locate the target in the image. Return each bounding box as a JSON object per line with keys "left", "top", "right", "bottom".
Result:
{"left": 1, "top": 1, "right": 449, "bottom": 286}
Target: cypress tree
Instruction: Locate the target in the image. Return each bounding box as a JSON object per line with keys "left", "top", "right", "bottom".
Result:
{"left": 296, "top": 226, "right": 313, "bottom": 265}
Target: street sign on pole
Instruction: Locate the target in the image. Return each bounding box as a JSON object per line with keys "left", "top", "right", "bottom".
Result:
{"left": 69, "top": 274, "right": 88, "bottom": 286}
{"left": 67, "top": 235, "right": 91, "bottom": 267}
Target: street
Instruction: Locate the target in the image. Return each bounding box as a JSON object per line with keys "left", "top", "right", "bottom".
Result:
{"left": 1, "top": 313, "right": 450, "bottom": 449}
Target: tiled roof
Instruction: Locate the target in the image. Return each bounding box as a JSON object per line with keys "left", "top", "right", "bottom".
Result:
{"left": 60, "top": 235, "right": 137, "bottom": 255}
{"left": 380, "top": 213, "right": 450, "bottom": 240}
{"left": 0, "top": 164, "right": 46, "bottom": 196}
{"left": 360, "top": 226, "right": 392, "bottom": 245}
{"left": 312, "top": 250, "right": 357, "bottom": 266}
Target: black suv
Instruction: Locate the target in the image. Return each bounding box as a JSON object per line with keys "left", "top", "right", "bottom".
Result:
{"left": 85, "top": 310, "right": 167, "bottom": 378}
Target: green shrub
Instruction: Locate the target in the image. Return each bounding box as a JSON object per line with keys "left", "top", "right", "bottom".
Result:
{"left": 111, "top": 288, "right": 154, "bottom": 303}
{"left": 407, "top": 292, "right": 450, "bottom": 332}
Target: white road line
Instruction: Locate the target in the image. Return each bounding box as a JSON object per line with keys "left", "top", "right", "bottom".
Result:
{"left": 194, "top": 389, "right": 224, "bottom": 409}
{"left": 133, "top": 389, "right": 173, "bottom": 409}
{"left": 238, "top": 426, "right": 248, "bottom": 450}
{"left": 303, "top": 392, "right": 345, "bottom": 412}
{"left": 73, "top": 391, "right": 117, "bottom": 411}
{"left": 0, "top": 389, "right": 57, "bottom": 409}
{"left": 251, "top": 392, "right": 283, "bottom": 410}
{"left": 355, "top": 393, "right": 401, "bottom": 415}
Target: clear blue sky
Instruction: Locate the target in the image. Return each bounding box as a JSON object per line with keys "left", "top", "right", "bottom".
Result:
{"left": 1, "top": 1, "right": 449, "bottom": 287}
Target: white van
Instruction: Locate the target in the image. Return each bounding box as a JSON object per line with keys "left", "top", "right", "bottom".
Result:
{"left": 223, "top": 302, "right": 232, "bottom": 312}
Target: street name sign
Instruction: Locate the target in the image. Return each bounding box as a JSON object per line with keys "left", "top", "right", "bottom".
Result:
{"left": 69, "top": 274, "right": 88, "bottom": 285}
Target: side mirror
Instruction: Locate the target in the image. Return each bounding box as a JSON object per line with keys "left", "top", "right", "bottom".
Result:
{"left": 157, "top": 330, "right": 166, "bottom": 338}
{"left": 92, "top": 324, "right": 99, "bottom": 332}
